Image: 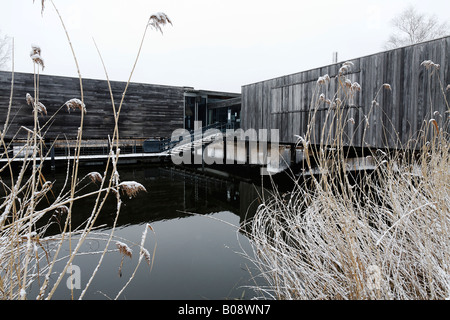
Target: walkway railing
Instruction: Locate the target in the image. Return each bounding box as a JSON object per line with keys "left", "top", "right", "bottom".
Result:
{"left": 143, "top": 122, "right": 229, "bottom": 153}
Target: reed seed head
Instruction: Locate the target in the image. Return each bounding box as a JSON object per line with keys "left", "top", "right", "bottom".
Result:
{"left": 116, "top": 241, "right": 132, "bottom": 259}
{"left": 30, "top": 44, "right": 41, "bottom": 56}
{"left": 339, "top": 61, "right": 354, "bottom": 75}
{"left": 118, "top": 181, "right": 147, "bottom": 198}
{"left": 344, "top": 78, "right": 352, "bottom": 88}
{"left": 27, "top": 92, "right": 46, "bottom": 115}
{"left": 148, "top": 12, "right": 172, "bottom": 34}
{"left": 317, "top": 74, "right": 330, "bottom": 85}
{"left": 319, "top": 93, "right": 325, "bottom": 102}
{"left": 339, "top": 65, "right": 348, "bottom": 75}
{"left": 343, "top": 61, "right": 354, "bottom": 67}
{"left": 421, "top": 60, "right": 440, "bottom": 70}
{"left": 142, "top": 248, "right": 151, "bottom": 266}
{"left": 30, "top": 44, "right": 45, "bottom": 70}
{"left": 87, "top": 172, "right": 102, "bottom": 183}
{"left": 26, "top": 93, "right": 34, "bottom": 106}
{"left": 30, "top": 54, "right": 45, "bottom": 70}
{"left": 35, "top": 102, "right": 47, "bottom": 116}
{"left": 65, "top": 98, "right": 86, "bottom": 114}
{"left": 55, "top": 205, "right": 69, "bottom": 216}
{"left": 351, "top": 81, "right": 361, "bottom": 92}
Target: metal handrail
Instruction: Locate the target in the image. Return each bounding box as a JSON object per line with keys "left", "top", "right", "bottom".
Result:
{"left": 146, "top": 122, "right": 228, "bottom": 153}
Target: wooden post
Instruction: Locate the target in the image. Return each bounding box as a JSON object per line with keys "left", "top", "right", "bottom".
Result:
{"left": 223, "top": 137, "right": 227, "bottom": 165}
{"left": 50, "top": 145, "right": 55, "bottom": 170}
{"left": 202, "top": 144, "right": 205, "bottom": 172}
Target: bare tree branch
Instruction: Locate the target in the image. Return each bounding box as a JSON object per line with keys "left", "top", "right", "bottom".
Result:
{"left": 385, "top": 5, "right": 449, "bottom": 50}
{"left": 0, "top": 30, "right": 11, "bottom": 70}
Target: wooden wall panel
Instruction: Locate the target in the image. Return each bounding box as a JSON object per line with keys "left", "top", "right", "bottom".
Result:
{"left": 241, "top": 36, "right": 449, "bottom": 149}
{"left": 0, "top": 72, "right": 185, "bottom": 141}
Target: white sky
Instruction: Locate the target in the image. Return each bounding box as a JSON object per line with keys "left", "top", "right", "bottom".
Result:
{"left": 1, "top": 0, "right": 449, "bottom": 93}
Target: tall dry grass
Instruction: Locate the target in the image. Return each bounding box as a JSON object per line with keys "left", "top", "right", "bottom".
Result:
{"left": 244, "top": 60, "right": 449, "bottom": 300}
{"left": 0, "top": 1, "right": 168, "bottom": 300}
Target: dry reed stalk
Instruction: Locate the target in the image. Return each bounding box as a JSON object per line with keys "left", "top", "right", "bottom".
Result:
{"left": 244, "top": 60, "right": 449, "bottom": 300}
{"left": 110, "top": 11, "right": 173, "bottom": 157}
{"left": 114, "top": 224, "right": 156, "bottom": 299}
{"left": 1, "top": 38, "right": 14, "bottom": 141}
{"left": 74, "top": 14, "right": 171, "bottom": 298}
{"left": 0, "top": 1, "right": 161, "bottom": 300}
{"left": 45, "top": 7, "right": 169, "bottom": 301}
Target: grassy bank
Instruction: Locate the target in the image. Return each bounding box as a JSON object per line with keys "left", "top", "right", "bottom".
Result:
{"left": 245, "top": 61, "right": 449, "bottom": 299}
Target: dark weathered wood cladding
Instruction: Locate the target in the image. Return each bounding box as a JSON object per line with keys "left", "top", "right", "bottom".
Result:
{"left": 0, "top": 72, "right": 185, "bottom": 141}
{"left": 241, "top": 36, "right": 449, "bottom": 149}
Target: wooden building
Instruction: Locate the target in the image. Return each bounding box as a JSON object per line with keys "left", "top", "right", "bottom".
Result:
{"left": 0, "top": 71, "right": 239, "bottom": 152}
{"left": 2, "top": 36, "right": 448, "bottom": 160}
{"left": 241, "top": 36, "right": 449, "bottom": 150}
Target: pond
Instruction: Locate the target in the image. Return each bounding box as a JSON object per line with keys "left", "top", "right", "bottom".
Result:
{"left": 27, "top": 165, "right": 267, "bottom": 300}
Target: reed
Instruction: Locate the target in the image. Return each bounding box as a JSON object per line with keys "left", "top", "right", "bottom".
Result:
{"left": 0, "top": 1, "right": 169, "bottom": 300}
{"left": 244, "top": 60, "right": 449, "bottom": 300}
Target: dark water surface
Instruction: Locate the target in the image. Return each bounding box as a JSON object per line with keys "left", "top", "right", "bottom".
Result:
{"left": 29, "top": 165, "right": 265, "bottom": 300}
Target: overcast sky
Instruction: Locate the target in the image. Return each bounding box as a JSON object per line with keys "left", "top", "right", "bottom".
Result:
{"left": 1, "top": 0, "right": 449, "bottom": 93}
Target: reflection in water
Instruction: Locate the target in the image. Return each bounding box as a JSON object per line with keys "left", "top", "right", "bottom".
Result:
{"left": 26, "top": 165, "right": 267, "bottom": 300}
{"left": 42, "top": 166, "right": 263, "bottom": 235}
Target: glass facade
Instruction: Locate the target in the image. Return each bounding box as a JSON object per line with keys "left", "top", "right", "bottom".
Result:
{"left": 184, "top": 95, "right": 207, "bottom": 131}
{"left": 184, "top": 92, "right": 241, "bottom": 131}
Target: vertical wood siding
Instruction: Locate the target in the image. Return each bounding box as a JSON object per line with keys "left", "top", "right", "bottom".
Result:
{"left": 241, "top": 37, "right": 449, "bottom": 149}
